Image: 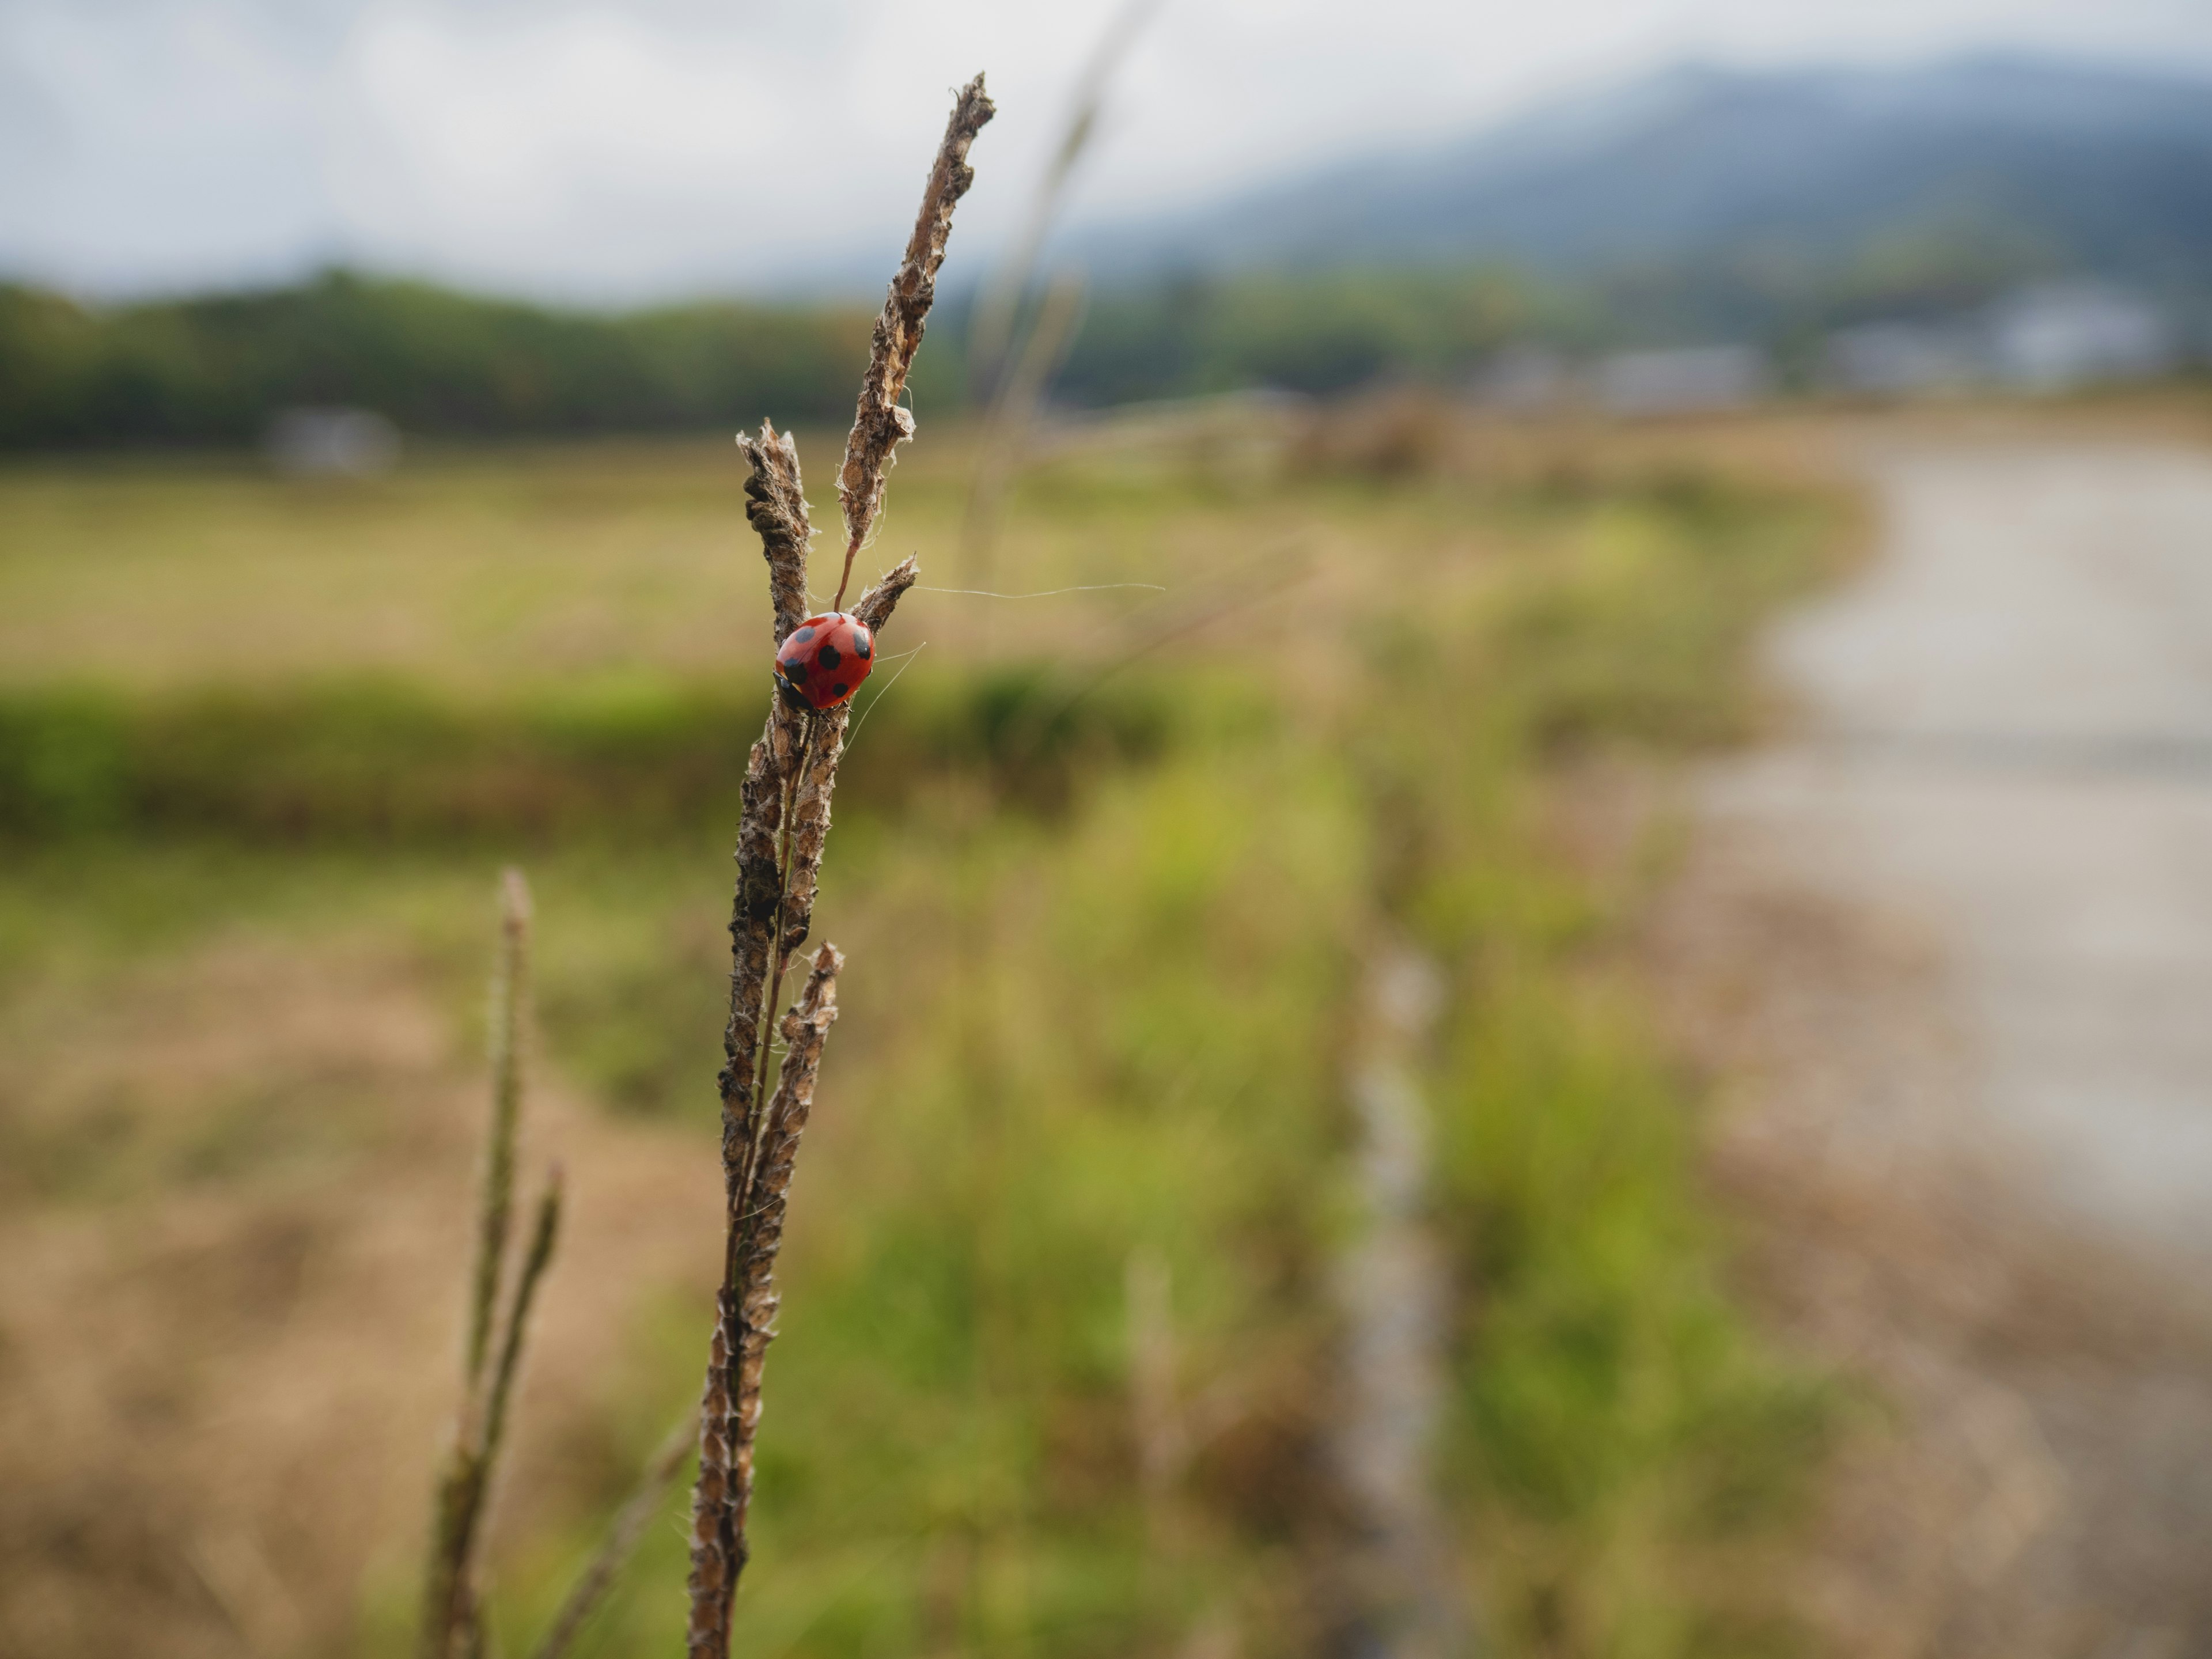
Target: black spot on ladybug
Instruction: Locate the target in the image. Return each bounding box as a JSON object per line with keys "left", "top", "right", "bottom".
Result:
{"left": 817, "top": 644, "right": 841, "bottom": 670}
{"left": 831, "top": 683, "right": 847, "bottom": 698}
{"left": 854, "top": 632, "right": 872, "bottom": 659}
{"left": 794, "top": 627, "right": 815, "bottom": 643}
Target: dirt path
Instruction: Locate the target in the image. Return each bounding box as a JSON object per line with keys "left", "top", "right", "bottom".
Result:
{"left": 1664, "top": 440, "right": 2212, "bottom": 1656}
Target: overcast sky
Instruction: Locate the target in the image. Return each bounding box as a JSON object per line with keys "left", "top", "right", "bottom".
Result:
{"left": 5, "top": 0, "right": 2211, "bottom": 306}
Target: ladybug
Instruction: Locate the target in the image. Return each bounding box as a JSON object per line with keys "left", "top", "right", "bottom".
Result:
{"left": 774, "top": 612, "right": 876, "bottom": 711}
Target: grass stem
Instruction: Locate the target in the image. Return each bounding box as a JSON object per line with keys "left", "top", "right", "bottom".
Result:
{"left": 468, "top": 869, "right": 531, "bottom": 1388}
{"left": 532, "top": 1410, "right": 700, "bottom": 1659}
{"left": 422, "top": 878, "right": 555, "bottom": 1659}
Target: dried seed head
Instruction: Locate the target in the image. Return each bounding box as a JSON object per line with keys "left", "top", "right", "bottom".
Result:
{"left": 834, "top": 74, "right": 995, "bottom": 604}
{"left": 736, "top": 421, "right": 816, "bottom": 644}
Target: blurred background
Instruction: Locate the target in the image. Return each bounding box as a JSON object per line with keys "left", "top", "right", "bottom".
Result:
{"left": 8, "top": 3, "right": 2212, "bottom": 1657}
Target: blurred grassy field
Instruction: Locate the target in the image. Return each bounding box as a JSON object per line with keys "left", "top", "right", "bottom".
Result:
{"left": 0, "top": 403, "right": 1852, "bottom": 1659}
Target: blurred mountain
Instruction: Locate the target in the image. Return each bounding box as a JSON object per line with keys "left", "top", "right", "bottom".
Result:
{"left": 1071, "top": 55, "right": 2212, "bottom": 313}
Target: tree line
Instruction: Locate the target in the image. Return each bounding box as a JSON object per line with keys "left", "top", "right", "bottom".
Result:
{"left": 0, "top": 270, "right": 889, "bottom": 449}
{"left": 0, "top": 265, "right": 1567, "bottom": 449}
{"left": 0, "top": 244, "right": 2096, "bottom": 449}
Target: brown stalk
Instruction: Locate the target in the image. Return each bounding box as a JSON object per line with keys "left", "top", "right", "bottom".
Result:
{"left": 685, "top": 535, "right": 918, "bottom": 1659}
{"left": 729, "top": 946, "right": 843, "bottom": 1560}
{"left": 688, "top": 75, "right": 983, "bottom": 1655}
{"left": 833, "top": 72, "right": 997, "bottom": 607}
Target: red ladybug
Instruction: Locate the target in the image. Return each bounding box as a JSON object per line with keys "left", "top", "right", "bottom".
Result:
{"left": 774, "top": 612, "right": 876, "bottom": 711}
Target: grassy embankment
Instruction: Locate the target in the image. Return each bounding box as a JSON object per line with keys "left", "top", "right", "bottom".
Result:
{"left": 0, "top": 410, "right": 1847, "bottom": 1659}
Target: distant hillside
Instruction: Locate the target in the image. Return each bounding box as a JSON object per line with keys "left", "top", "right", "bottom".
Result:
{"left": 1066, "top": 55, "right": 2212, "bottom": 344}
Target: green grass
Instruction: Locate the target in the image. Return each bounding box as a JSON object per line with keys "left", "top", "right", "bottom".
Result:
{"left": 0, "top": 664, "right": 1185, "bottom": 840}
{"left": 0, "top": 427, "right": 1846, "bottom": 1657}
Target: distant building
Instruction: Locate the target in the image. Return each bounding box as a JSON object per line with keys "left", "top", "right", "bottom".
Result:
{"left": 266, "top": 407, "right": 401, "bottom": 477}
{"left": 1468, "top": 346, "right": 1576, "bottom": 412}
{"left": 1594, "top": 345, "right": 1771, "bottom": 415}
{"left": 1986, "top": 282, "right": 2177, "bottom": 391}
{"left": 1823, "top": 321, "right": 1984, "bottom": 397}
{"left": 1820, "top": 282, "right": 2183, "bottom": 399}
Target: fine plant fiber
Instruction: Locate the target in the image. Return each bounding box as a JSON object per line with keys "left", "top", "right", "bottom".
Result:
{"left": 960, "top": 0, "right": 1154, "bottom": 593}
{"left": 964, "top": 0, "right": 1156, "bottom": 403}
{"left": 688, "top": 74, "right": 986, "bottom": 1659}
{"left": 832, "top": 73, "right": 995, "bottom": 608}
{"left": 960, "top": 269, "right": 1088, "bottom": 593}
{"left": 530, "top": 1412, "right": 699, "bottom": 1659}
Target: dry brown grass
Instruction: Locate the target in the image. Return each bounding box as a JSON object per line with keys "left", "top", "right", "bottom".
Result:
{"left": 0, "top": 932, "right": 720, "bottom": 1659}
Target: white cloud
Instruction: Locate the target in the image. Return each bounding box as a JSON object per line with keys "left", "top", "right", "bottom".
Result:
{"left": 3, "top": 0, "right": 2209, "bottom": 302}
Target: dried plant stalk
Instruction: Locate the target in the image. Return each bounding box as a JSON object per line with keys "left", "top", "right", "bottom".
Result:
{"left": 687, "top": 548, "right": 915, "bottom": 1658}
{"left": 469, "top": 870, "right": 531, "bottom": 1382}
{"left": 531, "top": 1408, "right": 700, "bottom": 1659}
{"left": 738, "top": 420, "right": 816, "bottom": 642}
{"left": 715, "top": 537, "right": 914, "bottom": 1271}
{"left": 728, "top": 946, "right": 842, "bottom": 1556}
{"left": 687, "top": 74, "right": 984, "bottom": 1657}
{"left": 479, "top": 1174, "right": 563, "bottom": 1498}
{"left": 422, "top": 1425, "right": 480, "bottom": 1655}
{"left": 967, "top": 0, "right": 1154, "bottom": 401}
{"left": 422, "top": 876, "right": 560, "bottom": 1659}
{"left": 433, "top": 1173, "right": 562, "bottom": 1659}
{"left": 961, "top": 270, "right": 1086, "bottom": 589}
{"left": 422, "top": 882, "right": 715, "bottom": 1659}
{"left": 688, "top": 379, "right": 919, "bottom": 1659}
{"left": 687, "top": 1305, "right": 743, "bottom": 1657}
{"left": 833, "top": 72, "right": 996, "bottom": 605}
